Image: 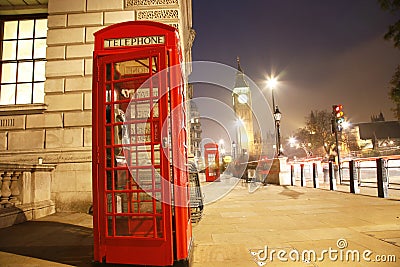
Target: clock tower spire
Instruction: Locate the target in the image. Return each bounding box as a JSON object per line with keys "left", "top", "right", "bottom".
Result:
{"left": 232, "top": 57, "right": 255, "bottom": 157}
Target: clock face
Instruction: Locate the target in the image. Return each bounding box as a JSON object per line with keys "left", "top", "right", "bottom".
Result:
{"left": 238, "top": 94, "right": 248, "bottom": 104}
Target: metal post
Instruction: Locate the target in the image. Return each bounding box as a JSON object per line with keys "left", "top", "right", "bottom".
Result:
{"left": 300, "top": 163, "right": 305, "bottom": 187}
{"left": 290, "top": 164, "right": 294, "bottom": 186}
{"left": 272, "top": 89, "right": 278, "bottom": 157}
{"left": 272, "top": 88, "right": 275, "bottom": 115}
{"left": 376, "top": 158, "right": 388, "bottom": 198}
{"left": 329, "top": 161, "right": 336, "bottom": 191}
{"left": 312, "top": 162, "right": 319, "bottom": 188}
{"left": 334, "top": 128, "right": 342, "bottom": 184}
{"left": 349, "top": 160, "right": 359, "bottom": 194}
{"left": 276, "top": 120, "right": 282, "bottom": 156}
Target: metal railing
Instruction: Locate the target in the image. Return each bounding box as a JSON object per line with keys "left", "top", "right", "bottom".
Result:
{"left": 290, "top": 156, "right": 400, "bottom": 199}
{"left": 341, "top": 156, "right": 400, "bottom": 190}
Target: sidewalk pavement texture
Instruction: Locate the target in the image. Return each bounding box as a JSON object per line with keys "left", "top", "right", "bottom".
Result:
{"left": 0, "top": 183, "right": 399, "bottom": 266}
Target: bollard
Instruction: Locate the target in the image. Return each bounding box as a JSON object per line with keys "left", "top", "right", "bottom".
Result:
{"left": 376, "top": 158, "right": 388, "bottom": 198}
{"left": 290, "top": 165, "right": 294, "bottom": 186}
{"left": 312, "top": 162, "right": 319, "bottom": 188}
{"left": 349, "top": 160, "right": 359, "bottom": 194}
{"left": 323, "top": 164, "right": 329, "bottom": 183}
{"left": 300, "top": 164, "right": 305, "bottom": 187}
{"left": 329, "top": 161, "right": 337, "bottom": 191}
{"left": 334, "top": 165, "right": 339, "bottom": 184}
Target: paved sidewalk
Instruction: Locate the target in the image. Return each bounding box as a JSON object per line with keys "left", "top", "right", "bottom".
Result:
{"left": 192, "top": 183, "right": 400, "bottom": 266}
{"left": 0, "top": 184, "right": 399, "bottom": 266}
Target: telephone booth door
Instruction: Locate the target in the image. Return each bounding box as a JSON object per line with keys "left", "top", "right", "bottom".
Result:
{"left": 92, "top": 21, "right": 192, "bottom": 266}
{"left": 204, "top": 143, "right": 220, "bottom": 182}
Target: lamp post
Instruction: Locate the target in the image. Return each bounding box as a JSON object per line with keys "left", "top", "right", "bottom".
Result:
{"left": 274, "top": 106, "right": 282, "bottom": 156}
{"left": 267, "top": 76, "right": 282, "bottom": 157}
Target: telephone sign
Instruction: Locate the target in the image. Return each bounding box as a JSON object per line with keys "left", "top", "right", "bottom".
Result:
{"left": 104, "top": 35, "right": 165, "bottom": 48}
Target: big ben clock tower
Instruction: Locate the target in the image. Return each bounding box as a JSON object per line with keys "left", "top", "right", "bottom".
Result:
{"left": 232, "top": 57, "right": 255, "bottom": 156}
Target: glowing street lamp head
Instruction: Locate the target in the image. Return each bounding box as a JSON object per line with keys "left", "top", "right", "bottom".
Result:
{"left": 266, "top": 76, "right": 278, "bottom": 90}
{"left": 288, "top": 137, "right": 297, "bottom": 145}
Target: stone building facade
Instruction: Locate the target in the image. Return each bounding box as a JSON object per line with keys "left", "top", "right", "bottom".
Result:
{"left": 189, "top": 99, "right": 202, "bottom": 165}
{"left": 0, "top": 0, "right": 194, "bottom": 213}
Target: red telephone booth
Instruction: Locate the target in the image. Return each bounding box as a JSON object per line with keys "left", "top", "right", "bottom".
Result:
{"left": 204, "top": 143, "right": 220, "bottom": 182}
{"left": 92, "top": 21, "right": 192, "bottom": 266}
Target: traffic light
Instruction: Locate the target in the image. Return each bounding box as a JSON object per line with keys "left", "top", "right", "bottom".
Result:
{"left": 332, "top": 104, "right": 344, "bottom": 131}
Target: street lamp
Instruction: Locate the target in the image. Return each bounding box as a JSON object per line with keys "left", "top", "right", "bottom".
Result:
{"left": 267, "top": 75, "right": 283, "bottom": 157}
{"left": 274, "top": 106, "right": 282, "bottom": 156}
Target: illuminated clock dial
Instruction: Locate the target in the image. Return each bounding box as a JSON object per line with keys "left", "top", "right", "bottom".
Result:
{"left": 238, "top": 94, "right": 248, "bottom": 104}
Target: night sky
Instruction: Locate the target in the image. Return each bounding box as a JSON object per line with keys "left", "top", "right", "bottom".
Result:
{"left": 191, "top": 0, "right": 400, "bottom": 139}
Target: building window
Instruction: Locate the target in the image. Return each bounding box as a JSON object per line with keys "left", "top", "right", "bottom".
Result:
{"left": 0, "top": 16, "right": 47, "bottom": 105}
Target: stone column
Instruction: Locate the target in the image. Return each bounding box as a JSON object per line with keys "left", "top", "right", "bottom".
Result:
{"left": 0, "top": 172, "right": 12, "bottom": 207}
{"left": 0, "top": 171, "right": 3, "bottom": 195}
{"left": 10, "top": 171, "right": 22, "bottom": 204}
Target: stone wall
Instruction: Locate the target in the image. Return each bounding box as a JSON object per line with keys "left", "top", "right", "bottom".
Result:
{"left": 0, "top": 0, "right": 194, "bottom": 212}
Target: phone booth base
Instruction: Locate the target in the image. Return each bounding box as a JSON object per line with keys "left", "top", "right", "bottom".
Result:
{"left": 92, "top": 21, "right": 192, "bottom": 266}
{"left": 205, "top": 167, "right": 220, "bottom": 182}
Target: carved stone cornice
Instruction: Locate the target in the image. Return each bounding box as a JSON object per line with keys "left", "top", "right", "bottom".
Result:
{"left": 125, "top": 0, "right": 178, "bottom": 8}
{"left": 137, "top": 9, "right": 179, "bottom": 20}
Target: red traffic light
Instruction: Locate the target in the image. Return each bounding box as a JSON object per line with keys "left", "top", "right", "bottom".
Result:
{"left": 333, "top": 104, "right": 342, "bottom": 113}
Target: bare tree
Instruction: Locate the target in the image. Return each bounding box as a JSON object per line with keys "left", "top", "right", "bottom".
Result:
{"left": 294, "top": 110, "right": 336, "bottom": 157}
